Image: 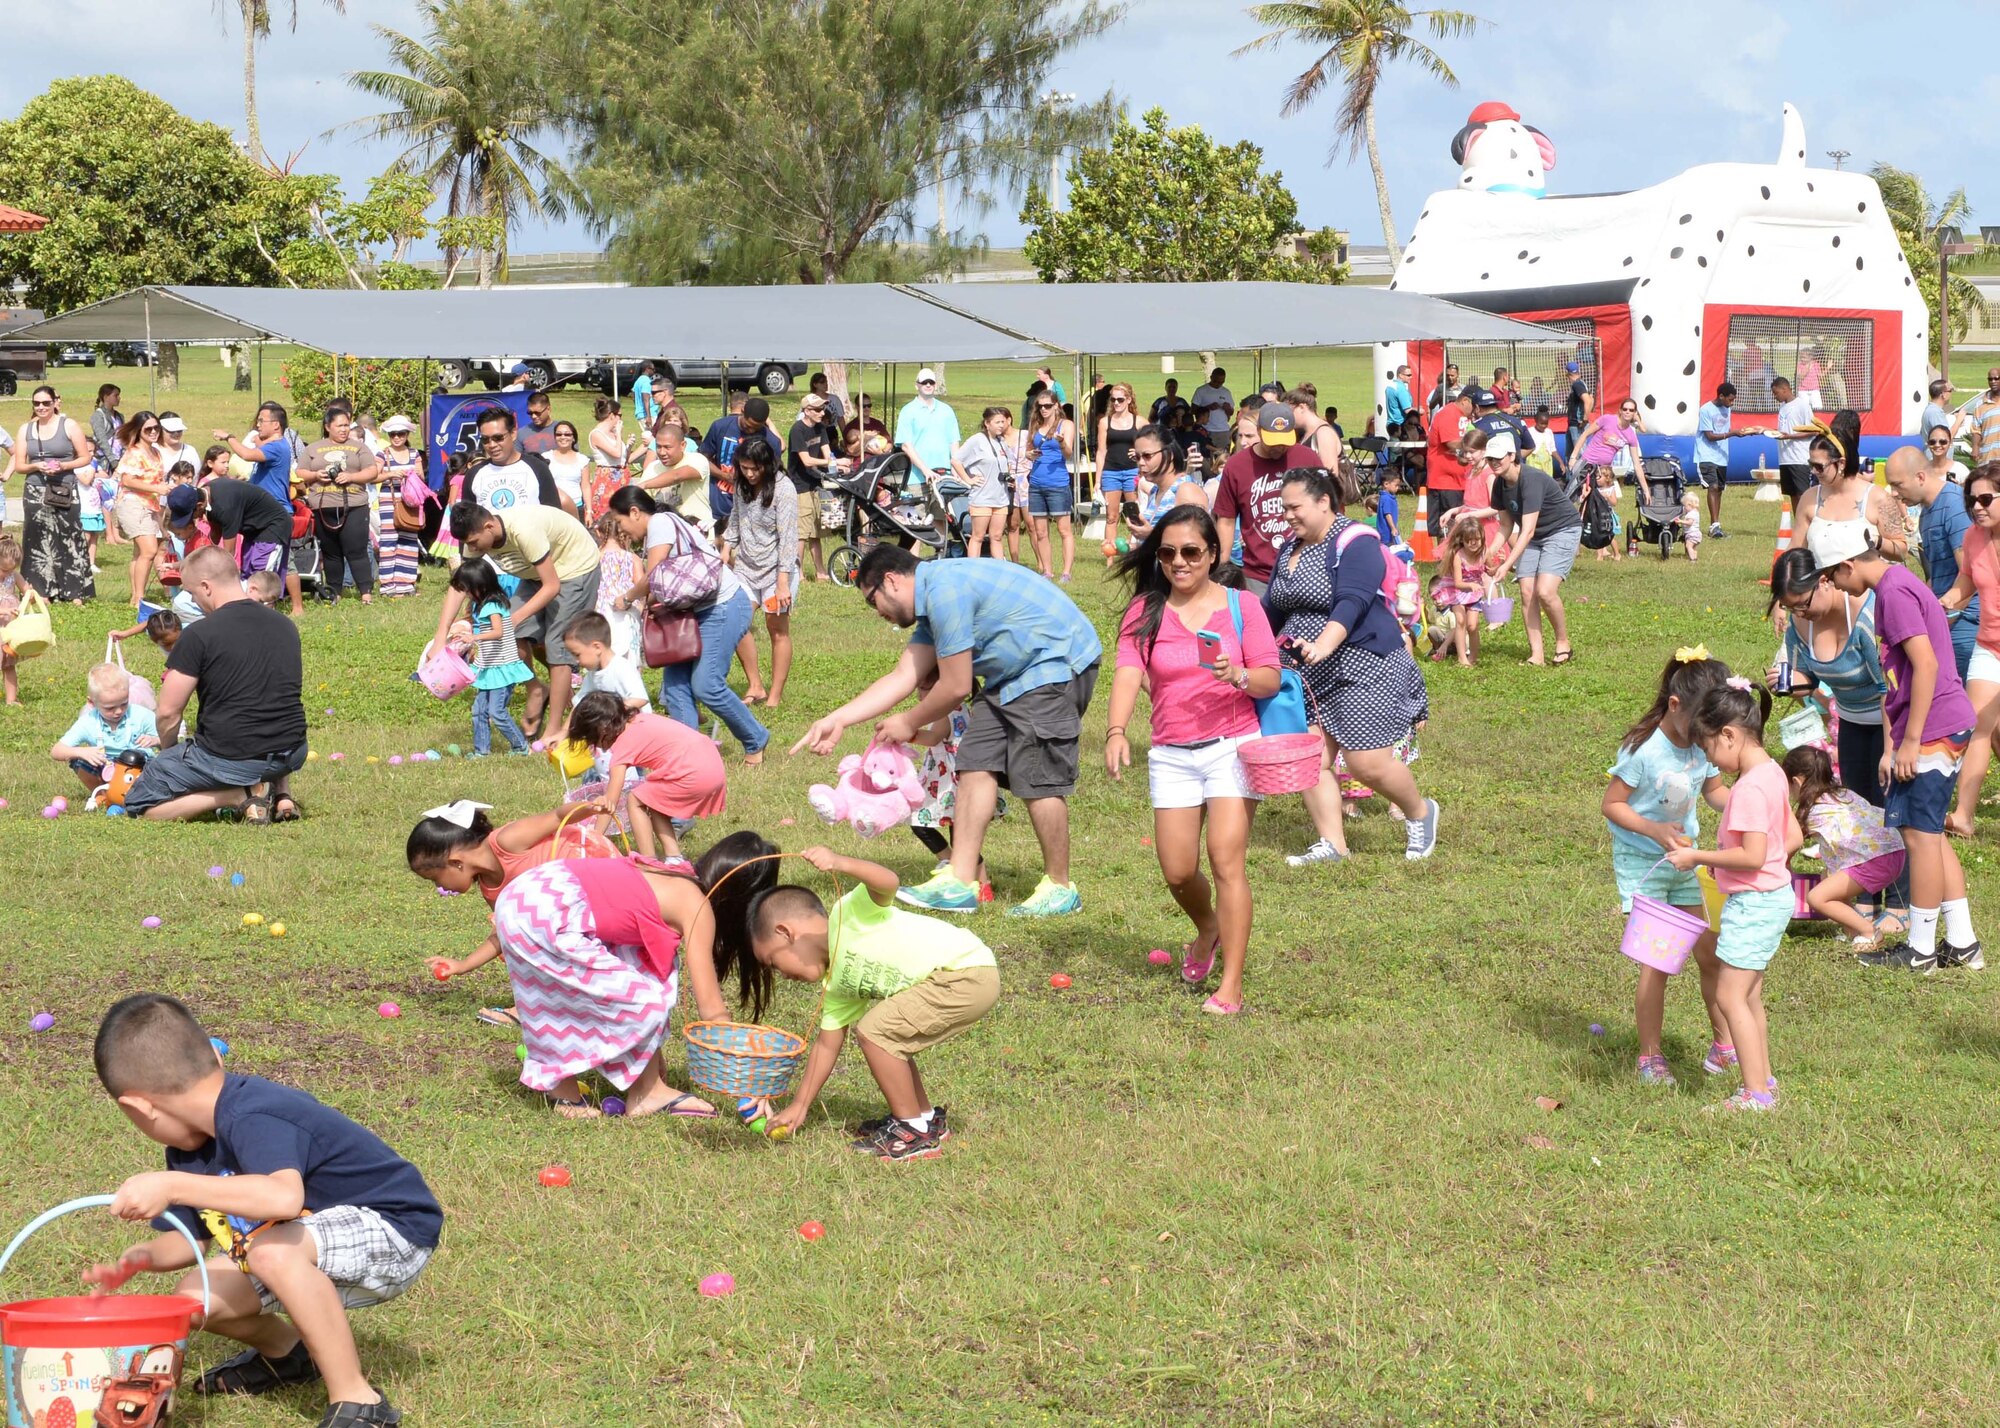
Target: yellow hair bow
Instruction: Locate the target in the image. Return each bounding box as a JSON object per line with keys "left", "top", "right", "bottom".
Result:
{"left": 1674, "top": 644, "right": 1711, "bottom": 664}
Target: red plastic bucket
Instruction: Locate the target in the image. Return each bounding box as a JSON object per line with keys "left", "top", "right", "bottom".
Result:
{"left": 1237, "top": 733, "right": 1326, "bottom": 796}
{"left": 0, "top": 1197, "right": 208, "bottom": 1428}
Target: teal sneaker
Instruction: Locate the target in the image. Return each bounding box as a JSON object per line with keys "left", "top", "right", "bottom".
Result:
{"left": 1005, "top": 877, "right": 1083, "bottom": 918}
{"left": 896, "top": 872, "right": 980, "bottom": 914}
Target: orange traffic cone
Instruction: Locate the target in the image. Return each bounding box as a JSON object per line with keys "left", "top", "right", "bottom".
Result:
{"left": 1410, "top": 489, "right": 1434, "bottom": 563}
{"left": 1757, "top": 498, "right": 1792, "bottom": 585}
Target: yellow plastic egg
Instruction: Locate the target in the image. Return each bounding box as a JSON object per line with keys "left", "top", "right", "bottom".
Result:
{"left": 365, "top": 756, "right": 381, "bottom": 765}
{"left": 269, "top": 922, "right": 287, "bottom": 938}
{"left": 242, "top": 913, "right": 263, "bottom": 927}
{"left": 306, "top": 751, "right": 319, "bottom": 762}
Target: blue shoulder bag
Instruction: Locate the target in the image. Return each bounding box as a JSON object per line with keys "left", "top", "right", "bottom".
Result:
{"left": 1228, "top": 588, "right": 1308, "bottom": 735}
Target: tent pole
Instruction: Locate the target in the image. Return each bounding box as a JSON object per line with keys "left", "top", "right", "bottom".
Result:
{"left": 144, "top": 295, "right": 156, "bottom": 408}
{"left": 257, "top": 343, "right": 264, "bottom": 403}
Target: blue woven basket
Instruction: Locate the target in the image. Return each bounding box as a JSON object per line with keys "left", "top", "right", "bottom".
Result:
{"left": 683, "top": 1021, "right": 808, "bottom": 1098}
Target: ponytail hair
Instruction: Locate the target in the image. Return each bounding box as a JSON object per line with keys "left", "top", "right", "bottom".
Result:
{"left": 1689, "top": 678, "right": 1772, "bottom": 744}
{"left": 1781, "top": 745, "right": 1840, "bottom": 833}
{"left": 694, "top": 831, "right": 781, "bottom": 1021}
{"left": 1621, "top": 649, "right": 1732, "bottom": 753}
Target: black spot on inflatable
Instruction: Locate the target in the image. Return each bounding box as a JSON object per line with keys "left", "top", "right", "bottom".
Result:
{"left": 1622, "top": 256, "right": 1634, "bottom": 266}
{"left": 1760, "top": 186, "right": 1771, "bottom": 199}
{"left": 1517, "top": 250, "right": 1528, "bottom": 259}
{"left": 1802, "top": 278, "right": 1811, "bottom": 292}
{"left": 1678, "top": 214, "right": 1692, "bottom": 225}
{"left": 1856, "top": 257, "right": 1864, "bottom": 270}
{"left": 1831, "top": 235, "right": 1840, "bottom": 247}
{"left": 1670, "top": 246, "right": 1684, "bottom": 259}
{"left": 1747, "top": 245, "right": 1756, "bottom": 256}
{"left": 1682, "top": 360, "right": 1696, "bottom": 376}
{"left": 1676, "top": 402, "right": 1688, "bottom": 415}
{"left": 1698, "top": 256, "right": 1708, "bottom": 267}
{"left": 1641, "top": 314, "right": 1653, "bottom": 330}
{"left": 1644, "top": 394, "right": 1658, "bottom": 409}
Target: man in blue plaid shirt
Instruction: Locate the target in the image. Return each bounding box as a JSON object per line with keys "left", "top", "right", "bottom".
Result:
{"left": 796, "top": 547, "right": 1101, "bottom": 917}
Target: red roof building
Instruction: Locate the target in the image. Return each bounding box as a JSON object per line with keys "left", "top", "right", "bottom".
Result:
{"left": 0, "top": 204, "right": 48, "bottom": 233}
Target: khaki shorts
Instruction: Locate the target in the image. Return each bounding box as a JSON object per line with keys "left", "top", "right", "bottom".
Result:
{"left": 795, "top": 488, "right": 821, "bottom": 532}
{"left": 113, "top": 492, "right": 162, "bottom": 540}
{"left": 854, "top": 965, "right": 1000, "bottom": 1060}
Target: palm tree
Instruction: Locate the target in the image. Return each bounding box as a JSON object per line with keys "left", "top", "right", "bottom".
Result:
{"left": 219, "top": 0, "right": 349, "bottom": 163}
{"left": 340, "top": 0, "right": 573, "bottom": 288}
{"left": 1235, "top": 1, "right": 1482, "bottom": 266}
{"left": 1870, "top": 162, "right": 1989, "bottom": 357}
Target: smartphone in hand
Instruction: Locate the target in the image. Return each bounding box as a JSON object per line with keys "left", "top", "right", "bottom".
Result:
{"left": 1196, "top": 630, "right": 1223, "bottom": 669}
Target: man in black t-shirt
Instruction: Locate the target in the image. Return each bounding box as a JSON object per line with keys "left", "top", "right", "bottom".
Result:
{"left": 1564, "top": 360, "right": 1593, "bottom": 460}
{"left": 123, "top": 545, "right": 308, "bottom": 822}
{"left": 164, "top": 480, "right": 294, "bottom": 585}
{"left": 787, "top": 392, "right": 841, "bottom": 580}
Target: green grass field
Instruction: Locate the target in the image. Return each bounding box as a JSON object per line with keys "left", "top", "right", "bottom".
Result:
{"left": 4, "top": 353, "right": 2000, "bottom": 1427}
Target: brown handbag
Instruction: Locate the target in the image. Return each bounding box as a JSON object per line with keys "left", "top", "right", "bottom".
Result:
{"left": 392, "top": 499, "right": 426, "bottom": 533}
{"left": 641, "top": 603, "right": 702, "bottom": 667}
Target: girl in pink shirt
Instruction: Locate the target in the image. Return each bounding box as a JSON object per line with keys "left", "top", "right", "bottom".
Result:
{"left": 567, "top": 690, "right": 727, "bottom": 860}
{"left": 1104, "top": 509, "right": 1281, "bottom": 1016}
{"left": 1667, "top": 679, "right": 1799, "bottom": 1112}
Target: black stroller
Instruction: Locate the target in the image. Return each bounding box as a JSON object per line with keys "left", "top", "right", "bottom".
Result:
{"left": 822, "top": 449, "right": 971, "bottom": 586}
{"left": 1629, "top": 454, "right": 1691, "bottom": 560}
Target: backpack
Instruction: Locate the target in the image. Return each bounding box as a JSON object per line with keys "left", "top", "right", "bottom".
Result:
{"left": 1332, "top": 520, "right": 1414, "bottom": 621}
{"left": 1580, "top": 486, "right": 1616, "bottom": 549}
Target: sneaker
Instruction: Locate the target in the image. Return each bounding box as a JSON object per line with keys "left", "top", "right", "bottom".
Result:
{"left": 1709, "top": 522, "right": 1727, "bottom": 539}
{"left": 1939, "top": 939, "right": 1986, "bottom": 971}
{"left": 1702, "top": 1041, "right": 1739, "bottom": 1076}
{"left": 1404, "top": 798, "right": 1440, "bottom": 860}
{"left": 318, "top": 1399, "right": 403, "bottom": 1427}
{"left": 853, "top": 1119, "right": 942, "bottom": 1162}
{"left": 1857, "top": 942, "right": 1937, "bottom": 974}
{"left": 1705, "top": 1088, "right": 1776, "bottom": 1114}
{"left": 896, "top": 871, "right": 980, "bottom": 914}
{"left": 854, "top": 1105, "right": 950, "bottom": 1143}
{"left": 1006, "top": 877, "right": 1083, "bottom": 918}
{"left": 1637, "top": 1054, "right": 1677, "bottom": 1087}
{"left": 1286, "top": 838, "right": 1348, "bottom": 868}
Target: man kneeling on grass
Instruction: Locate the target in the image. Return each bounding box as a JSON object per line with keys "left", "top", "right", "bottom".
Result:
{"left": 88, "top": 993, "right": 440, "bottom": 1428}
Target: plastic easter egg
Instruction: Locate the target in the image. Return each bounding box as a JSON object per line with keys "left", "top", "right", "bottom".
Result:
{"left": 698, "top": 1273, "right": 735, "bottom": 1298}
{"left": 1148, "top": 949, "right": 1172, "bottom": 966}
{"left": 377, "top": 1002, "right": 401, "bottom": 1019}
{"left": 1049, "top": 973, "right": 1072, "bottom": 990}
{"left": 230, "top": 873, "right": 246, "bottom": 887}
{"left": 268, "top": 922, "right": 286, "bottom": 938}
{"left": 0, "top": 799, "right": 8, "bottom": 809}
{"left": 242, "top": 913, "right": 263, "bottom": 927}
{"left": 433, "top": 964, "right": 451, "bottom": 981}
{"left": 798, "top": 1221, "right": 826, "bottom": 1241}
{"left": 425, "top": 750, "right": 441, "bottom": 762}
{"left": 329, "top": 752, "right": 345, "bottom": 762}
{"left": 1589, "top": 1023, "right": 1606, "bottom": 1036}
{"left": 306, "top": 751, "right": 319, "bottom": 761}
{"left": 105, "top": 805, "right": 125, "bottom": 817}
{"left": 538, "top": 1166, "right": 571, "bottom": 1188}
{"left": 141, "top": 916, "right": 162, "bottom": 929}
{"left": 365, "top": 756, "right": 379, "bottom": 765}
{"left": 40, "top": 806, "right": 58, "bottom": 819}
{"left": 601, "top": 1096, "right": 626, "bottom": 1117}
{"left": 515, "top": 1043, "right": 528, "bottom": 1061}
{"left": 208, "top": 865, "right": 226, "bottom": 878}
{"left": 388, "top": 756, "right": 404, "bottom": 767}
{"left": 50, "top": 797, "right": 67, "bottom": 813}
{"left": 28, "top": 1013, "right": 54, "bottom": 1032}
{"left": 210, "top": 1037, "right": 230, "bottom": 1057}
{"left": 446, "top": 744, "right": 462, "bottom": 757}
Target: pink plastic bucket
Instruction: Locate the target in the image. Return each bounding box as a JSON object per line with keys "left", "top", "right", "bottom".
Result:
{"left": 1237, "top": 733, "right": 1325, "bottom": 796}
{"left": 1621, "top": 894, "right": 1706, "bottom": 974}
{"left": 417, "top": 641, "right": 476, "bottom": 700}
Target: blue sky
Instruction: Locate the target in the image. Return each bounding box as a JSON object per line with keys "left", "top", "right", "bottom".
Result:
{"left": 8, "top": 0, "right": 1991, "bottom": 259}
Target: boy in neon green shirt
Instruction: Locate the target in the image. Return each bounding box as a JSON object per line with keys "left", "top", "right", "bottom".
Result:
{"left": 758, "top": 847, "right": 999, "bottom": 1161}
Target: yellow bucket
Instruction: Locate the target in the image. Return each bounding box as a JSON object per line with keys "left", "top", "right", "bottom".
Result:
{"left": 1, "top": 591, "right": 52, "bottom": 660}
{"left": 548, "top": 739, "right": 595, "bottom": 778}
{"left": 1696, "top": 867, "right": 1725, "bottom": 931}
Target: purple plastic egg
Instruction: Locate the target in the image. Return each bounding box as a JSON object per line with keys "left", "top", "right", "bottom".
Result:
{"left": 40, "top": 807, "right": 59, "bottom": 819}
{"left": 141, "top": 916, "right": 162, "bottom": 929}
{"left": 208, "top": 865, "right": 227, "bottom": 878}
{"left": 388, "top": 756, "right": 404, "bottom": 767}
{"left": 601, "top": 1096, "right": 626, "bottom": 1117}
{"left": 1589, "top": 1023, "right": 1606, "bottom": 1036}
{"left": 29, "top": 1013, "right": 54, "bottom": 1032}
{"left": 50, "top": 797, "right": 68, "bottom": 812}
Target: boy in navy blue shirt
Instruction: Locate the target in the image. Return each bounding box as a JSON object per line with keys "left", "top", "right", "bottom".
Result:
{"left": 89, "top": 994, "right": 439, "bottom": 1428}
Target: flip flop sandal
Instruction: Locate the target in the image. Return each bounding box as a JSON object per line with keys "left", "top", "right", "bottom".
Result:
{"left": 241, "top": 793, "right": 274, "bottom": 826}
{"left": 198, "top": 1343, "right": 322, "bottom": 1395}
{"left": 1201, "top": 996, "right": 1243, "bottom": 1016}
{"left": 1181, "top": 938, "right": 1218, "bottom": 985}
{"left": 1552, "top": 650, "right": 1574, "bottom": 666}
{"left": 548, "top": 1096, "right": 600, "bottom": 1119}
{"left": 273, "top": 796, "right": 302, "bottom": 823}
{"left": 630, "top": 1092, "right": 718, "bottom": 1119}
{"left": 475, "top": 1005, "right": 523, "bottom": 1029}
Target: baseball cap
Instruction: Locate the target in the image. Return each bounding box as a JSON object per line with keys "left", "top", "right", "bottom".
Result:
{"left": 508, "top": 362, "right": 530, "bottom": 376}
{"left": 1473, "top": 386, "right": 1499, "bottom": 408}
{"left": 1256, "top": 404, "right": 1297, "bottom": 445}
{"left": 1565, "top": 361, "right": 1580, "bottom": 374}
{"left": 164, "top": 484, "right": 200, "bottom": 523}
{"left": 800, "top": 393, "right": 827, "bottom": 413}
{"left": 916, "top": 368, "right": 938, "bottom": 385}
{"left": 1814, "top": 525, "right": 1878, "bottom": 565}
{"left": 1459, "top": 384, "right": 1486, "bottom": 406}
{"left": 159, "top": 416, "right": 186, "bottom": 434}
{"left": 381, "top": 414, "right": 415, "bottom": 434}
{"left": 1484, "top": 431, "right": 1520, "bottom": 459}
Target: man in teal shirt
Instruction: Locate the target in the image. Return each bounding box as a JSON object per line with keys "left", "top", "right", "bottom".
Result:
{"left": 895, "top": 368, "right": 962, "bottom": 473}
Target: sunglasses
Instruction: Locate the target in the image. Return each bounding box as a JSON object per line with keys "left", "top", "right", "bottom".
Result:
{"left": 30, "top": 398, "right": 53, "bottom": 408}
{"left": 1157, "top": 543, "right": 1212, "bottom": 565}
{"left": 1133, "top": 448, "right": 1163, "bottom": 461}
{"left": 1036, "top": 402, "right": 1056, "bottom": 411}
{"left": 1928, "top": 439, "right": 1951, "bottom": 448}
{"left": 479, "top": 432, "right": 509, "bottom": 445}
{"left": 1809, "top": 460, "right": 1834, "bottom": 475}
{"left": 1973, "top": 493, "right": 2000, "bottom": 510}
{"left": 141, "top": 424, "right": 160, "bottom": 434}
{"left": 918, "top": 380, "right": 936, "bottom": 387}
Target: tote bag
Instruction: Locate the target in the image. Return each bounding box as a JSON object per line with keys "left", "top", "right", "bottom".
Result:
{"left": 1227, "top": 590, "right": 1309, "bottom": 735}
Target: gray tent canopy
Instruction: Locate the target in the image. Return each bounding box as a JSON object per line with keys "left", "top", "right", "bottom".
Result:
{"left": 0, "top": 283, "right": 1571, "bottom": 362}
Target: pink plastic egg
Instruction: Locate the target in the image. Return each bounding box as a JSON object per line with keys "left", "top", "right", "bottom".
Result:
{"left": 1148, "top": 949, "right": 1172, "bottom": 966}
{"left": 698, "top": 1272, "right": 735, "bottom": 1298}
{"left": 141, "top": 916, "right": 162, "bottom": 929}
{"left": 377, "top": 1002, "right": 402, "bottom": 1019}
{"left": 50, "top": 797, "right": 67, "bottom": 812}
{"left": 388, "top": 756, "right": 404, "bottom": 767}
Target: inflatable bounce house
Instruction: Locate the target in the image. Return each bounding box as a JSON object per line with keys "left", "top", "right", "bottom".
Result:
{"left": 1382, "top": 102, "right": 1928, "bottom": 472}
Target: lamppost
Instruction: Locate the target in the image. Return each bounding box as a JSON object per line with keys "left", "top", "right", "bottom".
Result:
{"left": 1041, "top": 90, "right": 1076, "bottom": 211}
{"left": 1826, "top": 149, "right": 1850, "bottom": 171}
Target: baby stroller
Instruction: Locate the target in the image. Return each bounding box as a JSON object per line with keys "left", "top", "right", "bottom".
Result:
{"left": 823, "top": 448, "right": 971, "bottom": 587}
{"left": 1629, "top": 454, "right": 1691, "bottom": 560}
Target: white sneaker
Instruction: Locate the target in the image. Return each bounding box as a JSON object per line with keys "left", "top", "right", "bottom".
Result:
{"left": 1286, "top": 838, "right": 1347, "bottom": 868}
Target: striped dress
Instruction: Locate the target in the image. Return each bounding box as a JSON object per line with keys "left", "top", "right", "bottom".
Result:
{"left": 492, "top": 860, "right": 681, "bottom": 1093}
{"left": 377, "top": 447, "right": 424, "bottom": 596}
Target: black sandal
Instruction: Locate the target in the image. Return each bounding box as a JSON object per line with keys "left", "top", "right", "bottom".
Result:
{"left": 273, "top": 795, "right": 302, "bottom": 823}
{"left": 318, "top": 1397, "right": 402, "bottom": 1427}
{"left": 198, "top": 1342, "right": 321, "bottom": 1396}
{"left": 240, "top": 792, "right": 274, "bottom": 826}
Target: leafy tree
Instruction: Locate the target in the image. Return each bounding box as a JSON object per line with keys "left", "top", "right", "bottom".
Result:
{"left": 1871, "top": 162, "right": 1988, "bottom": 357}
{"left": 219, "top": 0, "right": 349, "bottom": 164}
{"left": 0, "top": 76, "right": 296, "bottom": 312}
{"left": 1021, "top": 109, "right": 1344, "bottom": 284}
{"left": 341, "top": 0, "right": 574, "bottom": 288}
{"left": 239, "top": 169, "right": 500, "bottom": 290}
{"left": 282, "top": 351, "right": 437, "bottom": 416}
{"left": 549, "top": 0, "right": 1119, "bottom": 285}
{"left": 1235, "top": 1, "right": 1482, "bottom": 265}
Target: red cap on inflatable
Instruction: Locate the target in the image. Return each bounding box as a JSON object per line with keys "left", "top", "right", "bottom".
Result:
{"left": 1466, "top": 101, "right": 1520, "bottom": 126}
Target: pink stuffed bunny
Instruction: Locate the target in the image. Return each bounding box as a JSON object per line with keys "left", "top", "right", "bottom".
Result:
{"left": 807, "top": 742, "right": 926, "bottom": 838}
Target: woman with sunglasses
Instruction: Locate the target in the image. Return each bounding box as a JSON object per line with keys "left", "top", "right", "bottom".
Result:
{"left": 111, "top": 410, "right": 169, "bottom": 606}
{"left": 376, "top": 415, "right": 425, "bottom": 597}
{"left": 1105, "top": 508, "right": 1280, "bottom": 1015}
{"left": 1124, "top": 426, "right": 1207, "bottom": 543}
{"left": 1926, "top": 424, "right": 1969, "bottom": 485}
{"left": 1571, "top": 397, "right": 1643, "bottom": 563}
{"left": 722, "top": 437, "right": 799, "bottom": 710}
{"left": 1025, "top": 391, "right": 1077, "bottom": 582}
{"left": 949, "top": 406, "right": 1021, "bottom": 560}
{"left": 1269, "top": 467, "right": 1440, "bottom": 868}
{"left": 9, "top": 385, "right": 96, "bottom": 604}
{"left": 546, "top": 420, "right": 590, "bottom": 514}
{"left": 1094, "top": 382, "right": 1141, "bottom": 564}
{"left": 1937, "top": 465, "right": 2000, "bottom": 836}
{"left": 1791, "top": 414, "right": 1906, "bottom": 567}
{"left": 1768, "top": 547, "right": 1891, "bottom": 809}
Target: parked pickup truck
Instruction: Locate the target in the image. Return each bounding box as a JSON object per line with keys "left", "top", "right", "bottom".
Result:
{"left": 582, "top": 358, "right": 806, "bottom": 397}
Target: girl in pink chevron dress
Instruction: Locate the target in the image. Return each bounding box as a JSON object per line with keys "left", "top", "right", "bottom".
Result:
{"left": 490, "top": 832, "right": 778, "bottom": 1119}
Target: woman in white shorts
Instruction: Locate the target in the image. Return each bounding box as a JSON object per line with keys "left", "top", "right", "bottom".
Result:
{"left": 112, "top": 409, "right": 169, "bottom": 606}
{"left": 951, "top": 405, "right": 1022, "bottom": 560}
{"left": 1103, "top": 507, "right": 1282, "bottom": 1016}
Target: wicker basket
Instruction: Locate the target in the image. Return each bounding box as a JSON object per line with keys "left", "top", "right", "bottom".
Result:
{"left": 683, "top": 1021, "right": 808, "bottom": 1099}
{"left": 1237, "top": 732, "right": 1326, "bottom": 796}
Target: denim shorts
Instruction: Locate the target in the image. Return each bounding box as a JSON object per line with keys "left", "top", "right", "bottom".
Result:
{"left": 1516, "top": 525, "right": 1582, "bottom": 581}
{"left": 1027, "top": 485, "right": 1071, "bottom": 518}
{"left": 1099, "top": 467, "right": 1138, "bottom": 494}
{"left": 123, "top": 740, "right": 307, "bottom": 814}
{"left": 1715, "top": 884, "right": 1792, "bottom": 971}
{"left": 1883, "top": 732, "right": 1971, "bottom": 836}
